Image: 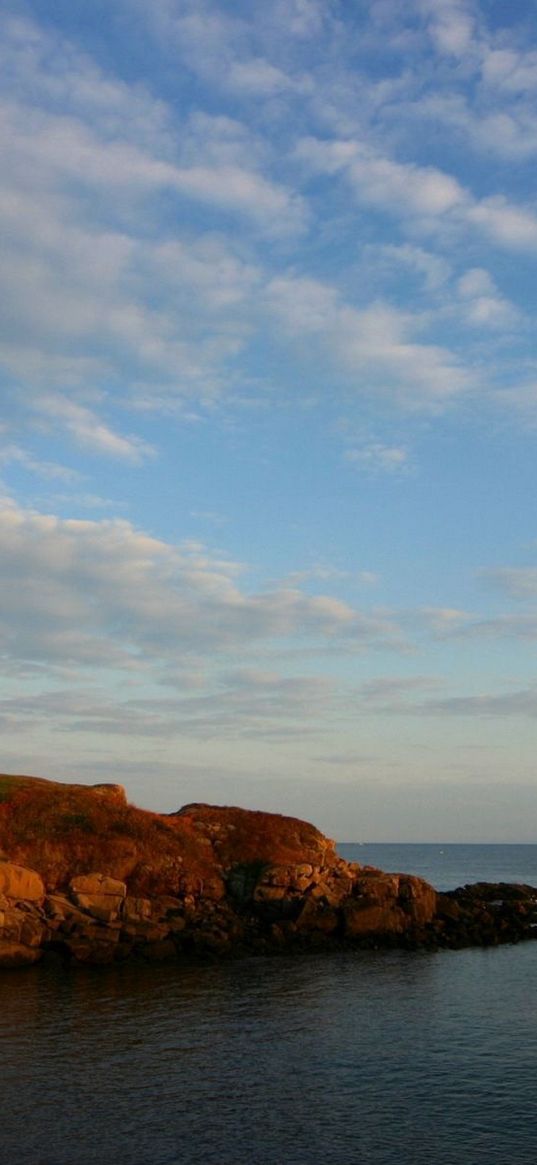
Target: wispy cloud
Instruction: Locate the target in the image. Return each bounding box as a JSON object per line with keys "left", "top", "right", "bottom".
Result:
{"left": 456, "top": 267, "right": 519, "bottom": 327}
{"left": 296, "top": 133, "right": 537, "bottom": 253}
{"left": 36, "top": 397, "right": 154, "bottom": 463}
{"left": 480, "top": 566, "right": 537, "bottom": 600}
{"left": 0, "top": 1, "right": 535, "bottom": 464}
{"left": 0, "top": 444, "right": 80, "bottom": 481}
{"left": 296, "top": 135, "right": 467, "bottom": 219}
{"left": 265, "top": 274, "right": 473, "bottom": 409}
{"left": 417, "top": 686, "right": 537, "bottom": 719}
{"left": 0, "top": 501, "right": 407, "bottom": 673}
{"left": 421, "top": 0, "right": 479, "bottom": 60}
{"left": 0, "top": 14, "right": 304, "bottom": 454}
{"left": 0, "top": 669, "right": 339, "bottom": 742}
{"left": 345, "top": 443, "right": 411, "bottom": 474}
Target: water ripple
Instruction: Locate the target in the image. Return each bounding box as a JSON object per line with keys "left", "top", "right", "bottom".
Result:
{"left": 2, "top": 944, "right": 537, "bottom": 1164}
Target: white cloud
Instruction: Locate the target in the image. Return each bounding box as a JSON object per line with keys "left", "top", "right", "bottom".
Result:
{"left": 35, "top": 397, "right": 154, "bottom": 463}
{"left": 465, "top": 615, "right": 537, "bottom": 640}
{"left": 456, "top": 267, "right": 519, "bottom": 327}
{"left": 0, "top": 15, "right": 305, "bottom": 435}
{"left": 359, "top": 674, "right": 444, "bottom": 707}
{"left": 481, "top": 48, "right": 537, "bottom": 94}
{"left": 270, "top": 0, "right": 327, "bottom": 39}
{"left": 0, "top": 14, "right": 173, "bottom": 149}
{"left": 463, "top": 297, "right": 516, "bottom": 327}
{"left": 472, "top": 109, "right": 537, "bottom": 160}
{"left": 171, "top": 162, "right": 306, "bottom": 233}
{"left": 297, "top": 134, "right": 537, "bottom": 252}
{"left": 466, "top": 197, "right": 537, "bottom": 250}
{"left": 346, "top": 674, "right": 537, "bottom": 721}
{"left": 457, "top": 268, "right": 494, "bottom": 297}
{"left": 38, "top": 493, "right": 126, "bottom": 513}
{"left": 0, "top": 501, "right": 408, "bottom": 672}
{"left": 0, "top": 96, "right": 305, "bottom": 235}
{"left": 0, "top": 3, "right": 534, "bottom": 479}
{"left": 416, "top": 601, "right": 537, "bottom": 643}
{"left": 421, "top": 0, "right": 477, "bottom": 60}
{"left": 227, "top": 58, "right": 302, "bottom": 96}
{"left": 481, "top": 566, "right": 537, "bottom": 601}
{"left": 0, "top": 444, "right": 80, "bottom": 481}
{"left": 357, "top": 571, "right": 380, "bottom": 587}
{"left": 420, "top": 686, "right": 537, "bottom": 719}
{"left": 391, "top": 88, "right": 537, "bottom": 163}
{"left": 266, "top": 274, "right": 472, "bottom": 408}
{"left": 128, "top": 0, "right": 316, "bottom": 101}
{"left": 418, "top": 607, "right": 472, "bottom": 635}
{"left": 345, "top": 443, "right": 410, "bottom": 474}
{"left": 0, "top": 87, "right": 272, "bottom": 434}
{"left": 296, "top": 135, "right": 467, "bottom": 218}
{"left": 371, "top": 243, "right": 451, "bottom": 291}
{"left": 0, "top": 669, "right": 339, "bottom": 742}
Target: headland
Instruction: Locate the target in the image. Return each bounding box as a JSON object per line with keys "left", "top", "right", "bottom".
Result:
{"left": 1, "top": 774, "right": 536, "bottom": 967}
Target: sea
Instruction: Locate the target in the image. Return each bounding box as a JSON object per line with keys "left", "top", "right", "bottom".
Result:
{"left": 3, "top": 843, "right": 537, "bottom": 1165}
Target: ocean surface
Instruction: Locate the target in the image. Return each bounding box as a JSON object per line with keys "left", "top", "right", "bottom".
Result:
{"left": 3, "top": 844, "right": 537, "bottom": 1165}
{"left": 338, "top": 841, "right": 537, "bottom": 892}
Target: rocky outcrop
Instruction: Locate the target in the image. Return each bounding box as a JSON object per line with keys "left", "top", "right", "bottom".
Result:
{"left": 433, "top": 882, "right": 537, "bottom": 948}
{"left": 0, "top": 775, "right": 536, "bottom": 968}
{"left": 342, "top": 872, "right": 438, "bottom": 938}
{"left": 0, "top": 862, "right": 48, "bottom": 966}
{"left": 0, "top": 855, "right": 440, "bottom": 967}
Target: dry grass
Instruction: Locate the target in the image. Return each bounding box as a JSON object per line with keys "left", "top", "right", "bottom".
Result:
{"left": 0, "top": 774, "right": 220, "bottom": 895}
{"left": 0, "top": 775, "right": 331, "bottom": 901}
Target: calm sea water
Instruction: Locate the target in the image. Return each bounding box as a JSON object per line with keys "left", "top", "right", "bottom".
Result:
{"left": 2, "top": 845, "right": 537, "bottom": 1165}
{"left": 339, "top": 841, "right": 537, "bottom": 892}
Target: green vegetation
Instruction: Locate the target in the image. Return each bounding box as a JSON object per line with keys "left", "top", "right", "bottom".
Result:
{"left": 0, "top": 776, "right": 18, "bottom": 804}
{"left": 57, "top": 812, "right": 98, "bottom": 835}
{"left": 109, "top": 817, "right": 145, "bottom": 839}
{"left": 226, "top": 860, "right": 271, "bottom": 905}
{"left": 0, "top": 774, "right": 44, "bottom": 803}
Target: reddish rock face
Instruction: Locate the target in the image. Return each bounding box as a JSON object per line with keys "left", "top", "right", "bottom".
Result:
{"left": 69, "top": 873, "right": 127, "bottom": 923}
{"left": 343, "top": 873, "right": 437, "bottom": 939}
{"left": 343, "top": 902, "right": 407, "bottom": 938}
{"left": 173, "top": 803, "right": 336, "bottom": 869}
{"left": 0, "top": 776, "right": 221, "bottom": 895}
{"left": 398, "top": 875, "right": 438, "bottom": 925}
{"left": 0, "top": 778, "right": 335, "bottom": 900}
{"left": 0, "top": 861, "right": 45, "bottom": 903}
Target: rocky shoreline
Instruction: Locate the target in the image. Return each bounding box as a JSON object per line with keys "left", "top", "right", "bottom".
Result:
{"left": 1, "top": 776, "right": 536, "bottom": 968}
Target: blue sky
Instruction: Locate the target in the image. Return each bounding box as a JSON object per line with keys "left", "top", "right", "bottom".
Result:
{"left": 2, "top": 0, "right": 537, "bottom": 840}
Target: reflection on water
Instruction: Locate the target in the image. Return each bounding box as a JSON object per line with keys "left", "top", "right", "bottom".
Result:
{"left": 3, "top": 944, "right": 537, "bottom": 1165}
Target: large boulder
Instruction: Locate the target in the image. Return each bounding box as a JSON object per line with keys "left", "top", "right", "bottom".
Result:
{"left": 69, "top": 873, "right": 127, "bottom": 922}
{"left": 343, "top": 872, "right": 437, "bottom": 939}
{"left": 0, "top": 861, "right": 45, "bottom": 902}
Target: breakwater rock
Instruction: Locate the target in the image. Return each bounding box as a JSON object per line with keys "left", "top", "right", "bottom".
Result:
{"left": 0, "top": 775, "right": 536, "bottom": 967}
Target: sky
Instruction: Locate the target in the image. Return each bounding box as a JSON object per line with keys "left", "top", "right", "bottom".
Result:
{"left": 1, "top": 0, "right": 537, "bottom": 841}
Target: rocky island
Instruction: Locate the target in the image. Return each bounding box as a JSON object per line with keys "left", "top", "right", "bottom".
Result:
{"left": 1, "top": 774, "right": 536, "bottom": 968}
